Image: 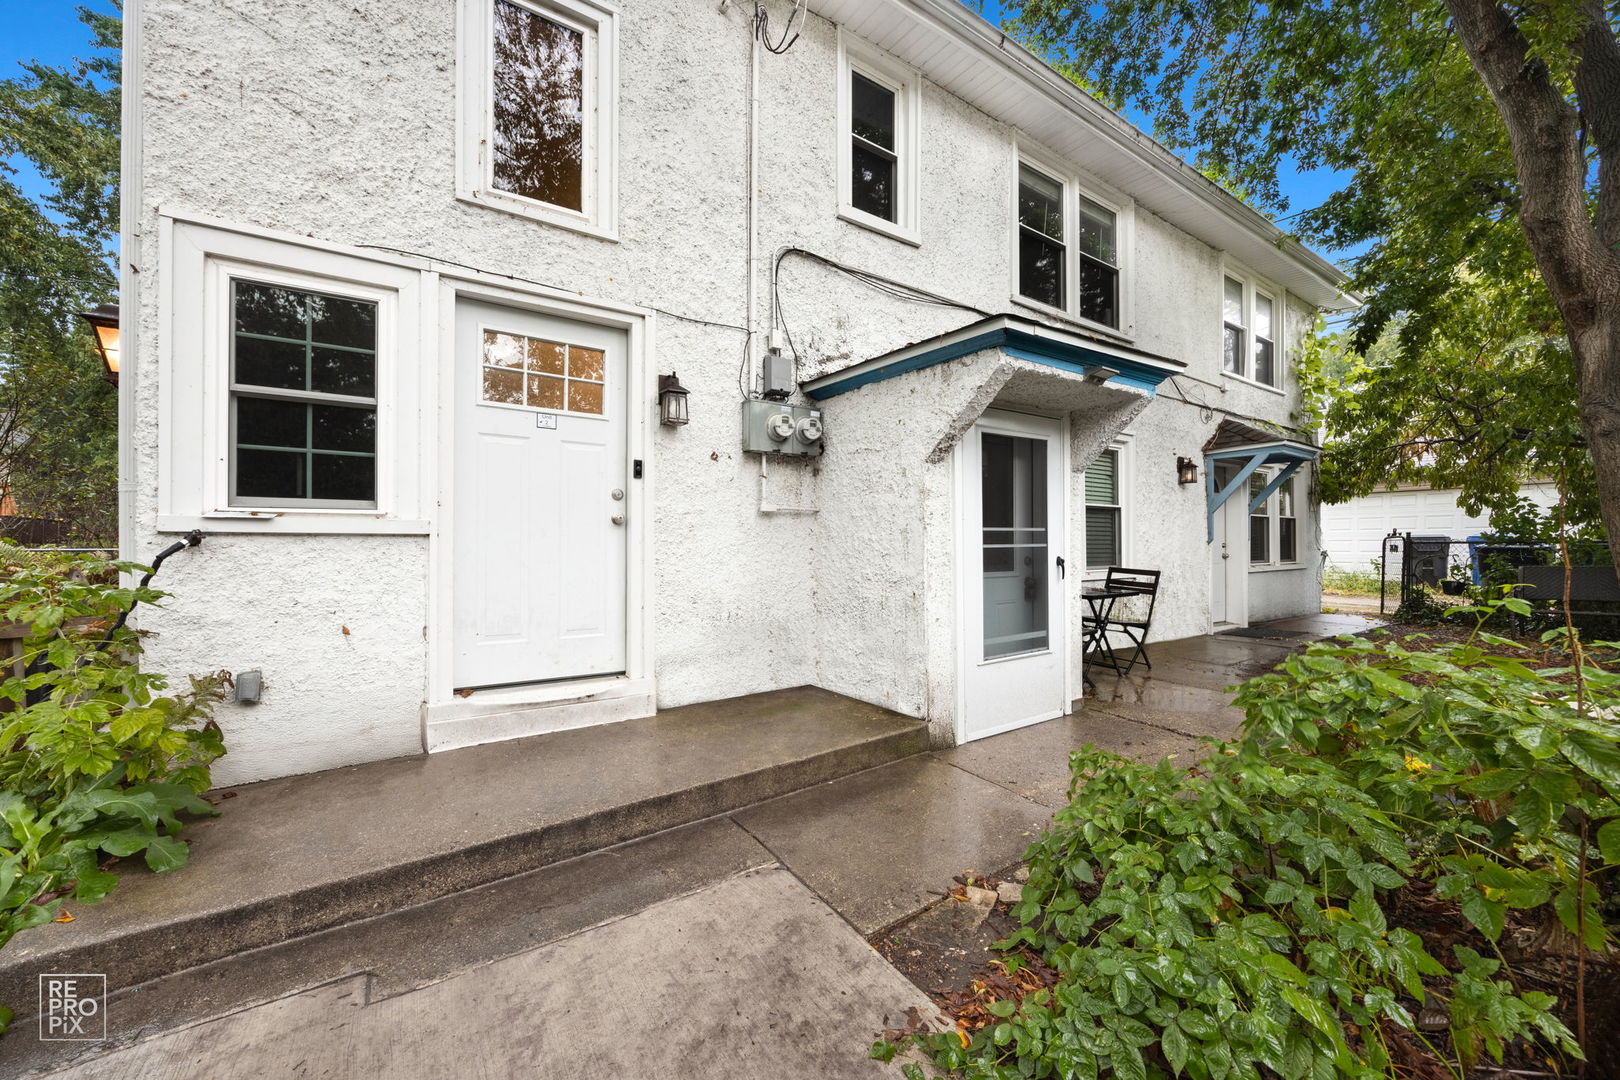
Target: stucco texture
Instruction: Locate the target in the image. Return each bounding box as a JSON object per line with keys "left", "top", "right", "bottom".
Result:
{"left": 129, "top": 0, "right": 1325, "bottom": 782}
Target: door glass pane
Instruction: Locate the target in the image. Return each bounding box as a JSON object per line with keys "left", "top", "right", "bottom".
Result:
{"left": 492, "top": 0, "right": 585, "bottom": 212}
{"left": 982, "top": 432, "right": 1049, "bottom": 660}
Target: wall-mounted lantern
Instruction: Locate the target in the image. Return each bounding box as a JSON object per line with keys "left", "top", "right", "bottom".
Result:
{"left": 79, "top": 303, "right": 121, "bottom": 387}
{"left": 1177, "top": 456, "right": 1198, "bottom": 485}
{"left": 658, "top": 372, "right": 690, "bottom": 427}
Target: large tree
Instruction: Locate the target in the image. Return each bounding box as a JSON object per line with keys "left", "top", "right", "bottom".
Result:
{"left": 1005, "top": 0, "right": 1620, "bottom": 568}
{"left": 0, "top": 7, "right": 120, "bottom": 545}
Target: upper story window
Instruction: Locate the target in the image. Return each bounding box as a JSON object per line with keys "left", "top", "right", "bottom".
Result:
{"left": 1013, "top": 150, "right": 1131, "bottom": 334}
{"left": 231, "top": 281, "right": 379, "bottom": 508}
{"left": 458, "top": 0, "right": 618, "bottom": 238}
{"left": 1222, "top": 271, "right": 1282, "bottom": 389}
{"left": 837, "top": 34, "right": 920, "bottom": 244}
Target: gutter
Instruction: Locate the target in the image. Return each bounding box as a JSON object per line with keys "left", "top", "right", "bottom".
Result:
{"left": 118, "top": 0, "right": 142, "bottom": 566}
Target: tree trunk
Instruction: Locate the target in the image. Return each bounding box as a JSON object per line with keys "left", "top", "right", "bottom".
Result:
{"left": 1573, "top": 310, "right": 1620, "bottom": 580}
{"left": 1445, "top": 0, "right": 1620, "bottom": 581}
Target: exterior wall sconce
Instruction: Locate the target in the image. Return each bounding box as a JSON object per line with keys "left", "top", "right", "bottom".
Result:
{"left": 79, "top": 303, "right": 121, "bottom": 386}
{"left": 1177, "top": 456, "right": 1199, "bottom": 485}
{"left": 658, "top": 372, "right": 690, "bottom": 426}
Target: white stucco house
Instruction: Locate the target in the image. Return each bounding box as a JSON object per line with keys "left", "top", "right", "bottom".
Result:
{"left": 118, "top": 0, "right": 1351, "bottom": 785}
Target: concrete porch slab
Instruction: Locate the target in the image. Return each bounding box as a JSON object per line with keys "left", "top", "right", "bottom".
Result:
{"left": 39, "top": 868, "right": 943, "bottom": 1080}
{"left": 732, "top": 756, "right": 1052, "bottom": 935}
{"left": 0, "top": 686, "right": 926, "bottom": 1014}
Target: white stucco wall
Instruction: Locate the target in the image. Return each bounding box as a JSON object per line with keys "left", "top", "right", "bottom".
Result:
{"left": 128, "top": 0, "right": 1331, "bottom": 783}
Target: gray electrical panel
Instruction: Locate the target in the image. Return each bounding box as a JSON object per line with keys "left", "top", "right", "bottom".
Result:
{"left": 761, "top": 349, "right": 795, "bottom": 401}
{"left": 741, "top": 400, "right": 824, "bottom": 457}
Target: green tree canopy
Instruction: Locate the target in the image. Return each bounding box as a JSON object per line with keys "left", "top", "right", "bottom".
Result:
{"left": 0, "top": 7, "right": 120, "bottom": 544}
{"left": 1004, "top": 0, "right": 1620, "bottom": 557}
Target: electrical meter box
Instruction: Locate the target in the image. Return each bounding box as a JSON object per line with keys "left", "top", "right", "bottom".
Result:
{"left": 741, "top": 400, "right": 824, "bottom": 457}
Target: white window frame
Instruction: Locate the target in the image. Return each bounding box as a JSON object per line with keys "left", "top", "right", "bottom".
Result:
{"left": 456, "top": 0, "right": 619, "bottom": 240}
{"left": 158, "top": 219, "right": 429, "bottom": 534}
{"left": 1220, "top": 264, "right": 1285, "bottom": 392}
{"left": 836, "top": 31, "right": 921, "bottom": 246}
{"left": 1247, "top": 467, "right": 1304, "bottom": 570}
{"left": 1081, "top": 435, "right": 1133, "bottom": 576}
{"left": 1009, "top": 141, "right": 1134, "bottom": 339}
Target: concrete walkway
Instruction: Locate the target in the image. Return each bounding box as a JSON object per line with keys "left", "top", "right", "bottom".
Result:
{"left": 7, "top": 612, "right": 1375, "bottom": 1077}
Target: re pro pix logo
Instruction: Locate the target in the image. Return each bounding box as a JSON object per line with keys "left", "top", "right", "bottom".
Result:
{"left": 39, "top": 974, "right": 106, "bottom": 1041}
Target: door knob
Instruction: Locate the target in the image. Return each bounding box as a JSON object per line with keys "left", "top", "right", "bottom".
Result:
{"left": 611, "top": 514, "right": 625, "bottom": 526}
{"left": 611, "top": 488, "right": 624, "bottom": 501}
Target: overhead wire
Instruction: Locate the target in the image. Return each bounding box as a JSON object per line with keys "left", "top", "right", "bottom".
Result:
{"left": 753, "top": 0, "right": 805, "bottom": 55}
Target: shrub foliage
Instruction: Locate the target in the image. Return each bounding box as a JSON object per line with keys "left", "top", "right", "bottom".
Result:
{"left": 0, "top": 555, "right": 227, "bottom": 1032}
{"left": 893, "top": 605, "right": 1616, "bottom": 1079}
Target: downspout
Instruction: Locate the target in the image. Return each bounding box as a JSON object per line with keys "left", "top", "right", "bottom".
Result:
{"left": 118, "top": 0, "right": 142, "bottom": 567}
{"left": 743, "top": 2, "right": 760, "bottom": 400}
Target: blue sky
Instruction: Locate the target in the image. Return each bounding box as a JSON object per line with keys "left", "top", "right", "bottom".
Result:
{"left": 2, "top": 0, "right": 1358, "bottom": 263}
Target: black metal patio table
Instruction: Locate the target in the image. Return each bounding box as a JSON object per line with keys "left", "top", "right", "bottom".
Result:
{"left": 1080, "top": 586, "right": 1133, "bottom": 688}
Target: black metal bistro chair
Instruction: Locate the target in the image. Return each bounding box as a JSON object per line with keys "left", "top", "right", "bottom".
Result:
{"left": 1082, "top": 567, "right": 1161, "bottom": 676}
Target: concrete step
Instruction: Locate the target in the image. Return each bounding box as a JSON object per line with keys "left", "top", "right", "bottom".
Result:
{"left": 0, "top": 686, "right": 927, "bottom": 1025}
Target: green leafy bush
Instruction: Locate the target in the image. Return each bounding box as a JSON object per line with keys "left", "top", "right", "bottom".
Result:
{"left": 0, "top": 555, "right": 226, "bottom": 1032}
{"left": 893, "top": 604, "right": 1616, "bottom": 1079}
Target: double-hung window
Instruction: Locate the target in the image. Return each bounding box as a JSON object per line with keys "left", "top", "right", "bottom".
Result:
{"left": 1017, "top": 164, "right": 1065, "bottom": 311}
{"left": 838, "top": 35, "right": 919, "bottom": 243}
{"left": 1013, "top": 152, "right": 1130, "bottom": 333}
{"left": 1222, "top": 271, "right": 1283, "bottom": 388}
{"left": 231, "top": 281, "right": 378, "bottom": 507}
{"left": 1084, "top": 448, "right": 1123, "bottom": 570}
{"left": 1248, "top": 471, "right": 1300, "bottom": 565}
{"left": 459, "top": 0, "right": 618, "bottom": 236}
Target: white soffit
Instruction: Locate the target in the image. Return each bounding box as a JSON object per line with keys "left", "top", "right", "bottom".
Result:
{"left": 807, "top": 0, "right": 1355, "bottom": 311}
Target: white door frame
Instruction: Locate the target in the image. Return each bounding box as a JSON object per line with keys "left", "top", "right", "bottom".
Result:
{"left": 423, "top": 276, "right": 656, "bottom": 748}
{"left": 952, "top": 407, "right": 1074, "bottom": 745}
{"left": 1210, "top": 462, "right": 1250, "bottom": 629}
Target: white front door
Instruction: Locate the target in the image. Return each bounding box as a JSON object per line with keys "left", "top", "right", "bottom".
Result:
{"left": 961, "top": 410, "right": 1067, "bottom": 741}
{"left": 1210, "top": 463, "right": 1247, "bottom": 627}
{"left": 453, "top": 299, "right": 628, "bottom": 690}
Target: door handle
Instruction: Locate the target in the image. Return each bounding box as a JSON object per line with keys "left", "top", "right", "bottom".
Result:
{"left": 1056, "top": 555, "right": 1066, "bottom": 579}
{"left": 611, "top": 514, "right": 625, "bottom": 526}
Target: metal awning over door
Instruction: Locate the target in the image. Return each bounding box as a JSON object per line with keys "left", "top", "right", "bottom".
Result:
{"left": 1203, "top": 419, "right": 1320, "bottom": 541}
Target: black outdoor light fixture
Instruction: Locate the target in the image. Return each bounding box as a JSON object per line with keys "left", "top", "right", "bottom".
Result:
{"left": 79, "top": 303, "right": 120, "bottom": 387}
{"left": 658, "top": 372, "right": 690, "bottom": 426}
{"left": 1177, "top": 456, "right": 1199, "bottom": 485}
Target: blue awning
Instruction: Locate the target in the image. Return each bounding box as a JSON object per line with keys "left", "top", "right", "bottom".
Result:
{"left": 801, "top": 315, "right": 1186, "bottom": 400}
{"left": 1202, "top": 420, "right": 1319, "bottom": 541}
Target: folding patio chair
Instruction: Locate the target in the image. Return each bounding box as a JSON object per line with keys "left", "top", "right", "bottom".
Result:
{"left": 1084, "top": 567, "right": 1161, "bottom": 675}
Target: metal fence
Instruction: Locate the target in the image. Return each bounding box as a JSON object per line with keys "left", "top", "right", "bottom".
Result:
{"left": 1378, "top": 531, "right": 1615, "bottom": 619}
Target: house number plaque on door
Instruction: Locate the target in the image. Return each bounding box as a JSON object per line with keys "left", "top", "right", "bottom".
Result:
{"left": 535, "top": 413, "right": 558, "bottom": 429}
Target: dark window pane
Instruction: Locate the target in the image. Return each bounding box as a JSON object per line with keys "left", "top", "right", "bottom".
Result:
{"left": 1255, "top": 338, "right": 1276, "bottom": 385}
{"left": 312, "top": 347, "right": 376, "bottom": 397}
{"left": 492, "top": 0, "right": 585, "bottom": 211}
{"left": 235, "top": 335, "right": 306, "bottom": 390}
{"left": 1086, "top": 507, "right": 1119, "bottom": 568}
{"left": 1019, "top": 230, "right": 1064, "bottom": 309}
{"left": 1250, "top": 516, "right": 1270, "bottom": 562}
{"left": 234, "top": 282, "right": 306, "bottom": 339}
{"left": 1017, "top": 165, "right": 1063, "bottom": 241}
{"left": 850, "top": 142, "right": 895, "bottom": 221}
{"left": 1078, "top": 255, "right": 1117, "bottom": 326}
{"left": 981, "top": 433, "right": 1014, "bottom": 527}
{"left": 312, "top": 454, "right": 376, "bottom": 502}
{"left": 309, "top": 295, "right": 376, "bottom": 350}
{"left": 311, "top": 405, "right": 376, "bottom": 453}
{"left": 238, "top": 397, "right": 308, "bottom": 449}
{"left": 1224, "top": 324, "right": 1245, "bottom": 374}
{"left": 1280, "top": 517, "right": 1297, "bottom": 562}
{"left": 238, "top": 449, "right": 306, "bottom": 499}
{"left": 1077, "top": 196, "right": 1116, "bottom": 264}
{"left": 850, "top": 72, "right": 895, "bottom": 150}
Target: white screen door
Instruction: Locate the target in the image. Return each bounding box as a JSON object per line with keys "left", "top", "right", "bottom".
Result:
{"left": 453, "top": 299, "right": 628, "bottom": 689}
{"left": 962, "top": 410, "right": 1067, "bottom": 741}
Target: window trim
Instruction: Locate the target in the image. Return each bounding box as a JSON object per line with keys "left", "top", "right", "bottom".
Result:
{"left": 456, "top": 0, "right": 619, "bottom": 240}
{"left": 1246, "top": 468, "right": 1305, "bottom": 570}
{"left": 1081, "top": 435, "right": 1133, "bottom": 575}
{"left": 1009, "top": 141, "right": 1134, "bottom": 338}
{"left": 1220, "top": 264, "right": 1286, "bottom": 392}
{"left": 836, "top": 31, "right": 921, "bottom": 246}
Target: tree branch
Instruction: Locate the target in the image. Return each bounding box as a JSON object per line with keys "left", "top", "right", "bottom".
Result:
{"left": 1573, "top": 0, "right": 1620, "bottom": 251}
